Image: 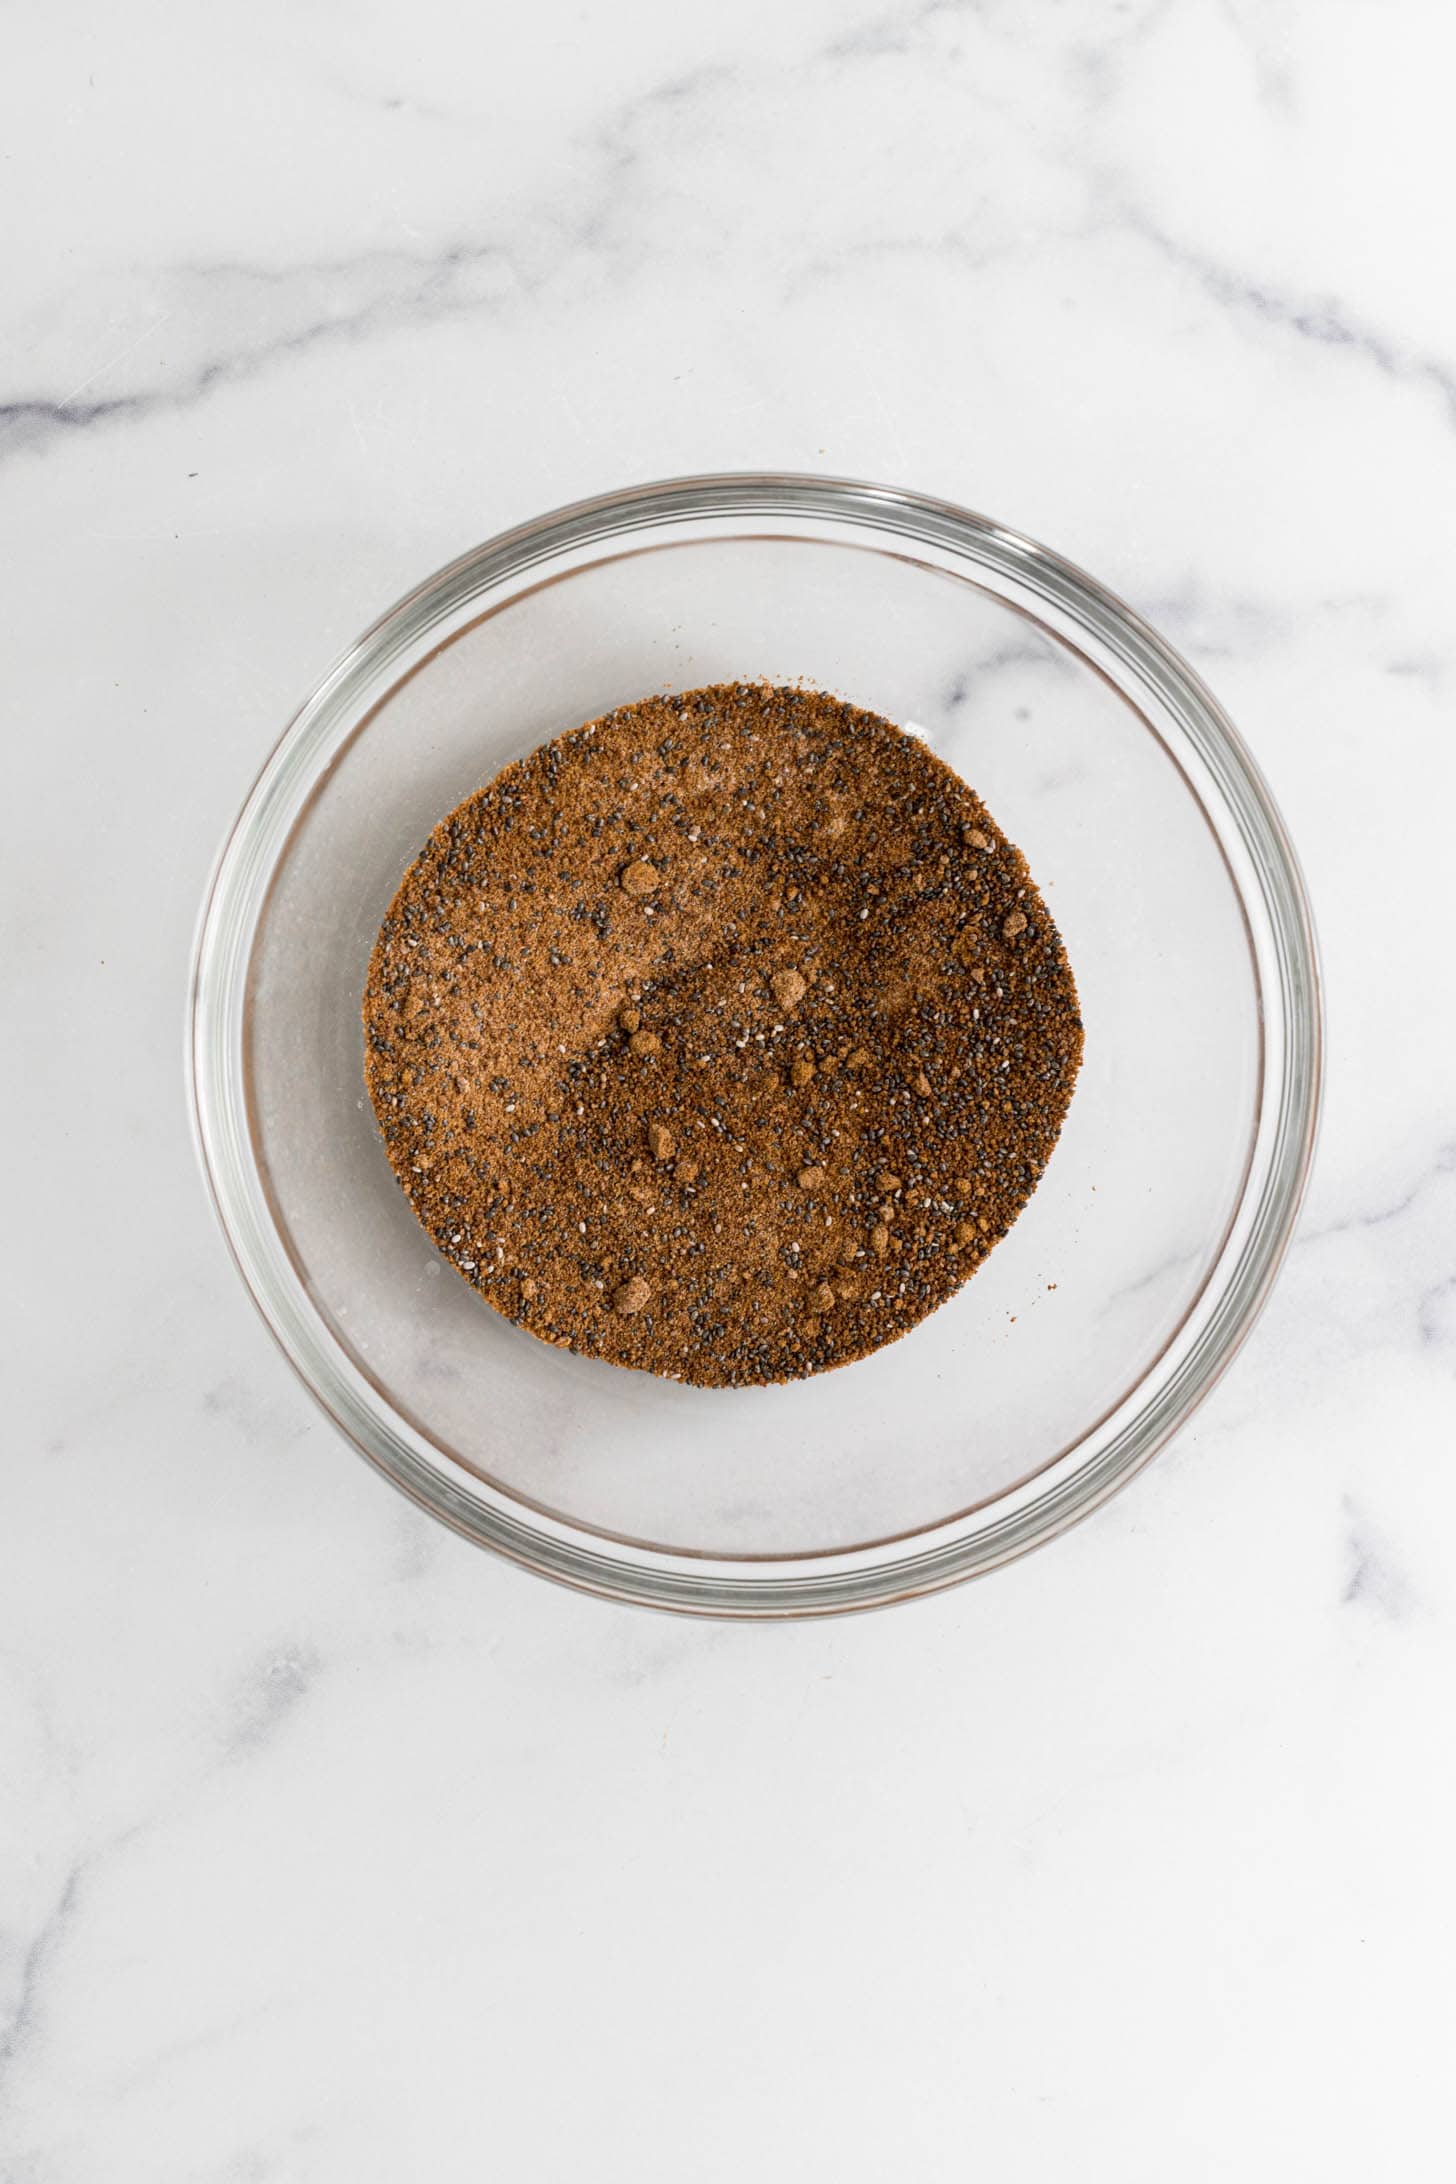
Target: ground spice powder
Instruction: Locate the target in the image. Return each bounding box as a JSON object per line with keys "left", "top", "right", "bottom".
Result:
{"left": 363, "top": 682, "right": 1082, "bottom": 1386}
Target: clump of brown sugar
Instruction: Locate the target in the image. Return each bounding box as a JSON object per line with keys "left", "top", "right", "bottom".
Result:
{"left": 363, "top": 682, "right": 1082, "bottom": 1387}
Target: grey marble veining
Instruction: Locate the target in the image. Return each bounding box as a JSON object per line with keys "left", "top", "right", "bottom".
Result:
{"left": 3, "top": 1, "right": 1454, "bottom": 2178}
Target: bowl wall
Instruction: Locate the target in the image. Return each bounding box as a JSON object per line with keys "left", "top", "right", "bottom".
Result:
{"left": 193, "top": 478, "right": 1320, "bottom": 1611}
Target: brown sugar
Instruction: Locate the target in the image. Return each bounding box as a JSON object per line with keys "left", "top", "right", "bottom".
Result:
{"left": 363, "top": 681, "right": 1083, "bottom": 1387}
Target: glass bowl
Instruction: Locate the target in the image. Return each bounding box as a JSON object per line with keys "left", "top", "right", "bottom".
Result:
{"left": 190, "top": 474, "right": 1321, "bottom": 1616}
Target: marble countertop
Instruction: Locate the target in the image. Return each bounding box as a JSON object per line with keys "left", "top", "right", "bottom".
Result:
{"left": 5, "top": 3, "right": 1454, "bottom": 2176}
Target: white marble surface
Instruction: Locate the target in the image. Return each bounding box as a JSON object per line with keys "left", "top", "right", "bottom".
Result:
{"left": 4, "top": 2, "right": 1454, "bottom": 2176}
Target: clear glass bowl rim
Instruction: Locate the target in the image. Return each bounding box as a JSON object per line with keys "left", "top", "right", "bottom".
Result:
{"left": 189, "top": 471, "right": 1323, "bottom": 1617}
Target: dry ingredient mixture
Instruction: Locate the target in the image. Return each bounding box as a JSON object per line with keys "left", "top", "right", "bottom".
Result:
{"left": 363, "top": 682, "right": 1082, "bottom": 1386}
